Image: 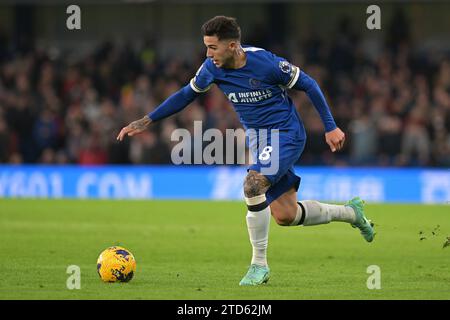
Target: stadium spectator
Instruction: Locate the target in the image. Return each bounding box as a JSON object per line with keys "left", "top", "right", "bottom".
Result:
{"left": 0, "top": 18, "right": 449, "bottom": 167}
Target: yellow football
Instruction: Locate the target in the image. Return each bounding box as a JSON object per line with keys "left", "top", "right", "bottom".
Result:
{"left": 97, "top": 246, "right": 136, "bottom": 282}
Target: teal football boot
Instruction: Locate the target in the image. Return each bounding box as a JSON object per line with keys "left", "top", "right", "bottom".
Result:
{"left": 345, "top": 197, "right": 375, "bottom": 242}
{"left": 239, "top": 264, "right": 270, "bottom": 286}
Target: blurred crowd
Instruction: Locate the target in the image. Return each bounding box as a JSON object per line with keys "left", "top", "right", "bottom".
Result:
{"left": 0, "top": 19, "right": 449, "bottom": 167}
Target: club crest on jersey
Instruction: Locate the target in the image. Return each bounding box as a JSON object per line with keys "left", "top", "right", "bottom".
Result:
{"left": 249, "top": 78, "right": 261, "bottom": 89}
{"left": 279, "top": 61, "right": 292, "bottom": 74}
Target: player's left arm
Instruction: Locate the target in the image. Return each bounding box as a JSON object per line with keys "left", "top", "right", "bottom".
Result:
{"left": 272, "top": 55, "right": 344, "bottom": 152}
{"left": 292, "top": 70, "right": 345, "bottom": 152}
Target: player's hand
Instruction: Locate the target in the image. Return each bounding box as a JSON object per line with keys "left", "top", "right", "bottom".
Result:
{"left": 116, "top": 115, "right": 152, "bottom": 141}
{"left": 116, "top": 126, "right": 144, "bottom": 141}
{"left": 325, "top": 127, "right": 345, "bottom": 152}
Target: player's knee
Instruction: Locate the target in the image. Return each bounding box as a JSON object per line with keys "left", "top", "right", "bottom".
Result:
{"left": 271, "top": 208, "right": 295, "bottom": 226}
{"left": 243, "top": 171, "right": 270, "bottom": 198}
{"left": 271, "top": 201, "right": 299, "bottom": 226}
{"left": 273, "top": 214, "right": 292, "bottom": 226}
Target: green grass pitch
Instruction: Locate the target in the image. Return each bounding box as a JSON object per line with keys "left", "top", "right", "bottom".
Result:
{"left": 0, "top": 199, "right": 449, "bottom": 300}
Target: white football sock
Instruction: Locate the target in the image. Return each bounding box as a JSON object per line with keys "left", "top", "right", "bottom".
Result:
{"left": 289, "top": 204, "right": 303, "bottom": 226}
{"left": 299, "top": 200, "right": 356, "bottom": 226}
{"left": 245, "top": 194, "right": 271, "bottom": 267}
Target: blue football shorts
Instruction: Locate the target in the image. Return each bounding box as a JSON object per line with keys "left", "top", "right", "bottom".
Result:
{"left": 247, "top": 131, "right": 306, "bottom": 204}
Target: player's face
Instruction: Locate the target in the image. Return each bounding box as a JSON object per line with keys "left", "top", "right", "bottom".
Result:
{"left": 203, "top": 35, "right": 237, "bottom": 68}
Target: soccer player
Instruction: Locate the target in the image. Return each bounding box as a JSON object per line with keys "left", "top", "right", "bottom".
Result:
{"left": 117, "top": 16, "right": 375, "bottom": 286}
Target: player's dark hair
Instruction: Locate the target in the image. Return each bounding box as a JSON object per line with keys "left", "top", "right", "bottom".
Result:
{"left": 201, "top": 16, "right": 241, "bottom": 41}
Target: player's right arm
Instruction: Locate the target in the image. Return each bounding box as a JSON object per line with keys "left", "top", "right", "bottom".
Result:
{"left": 116, "top": 60, "right": 214, "bottom": 141}
{"left": 117, "top": 115, "right": 152, "bottom": 141}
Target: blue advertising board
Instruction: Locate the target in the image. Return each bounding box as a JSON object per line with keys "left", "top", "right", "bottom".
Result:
{"left": 0, "top": 165, "right": 449, "bottom": 203}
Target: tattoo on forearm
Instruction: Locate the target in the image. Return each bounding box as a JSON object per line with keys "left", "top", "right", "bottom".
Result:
{"left": 129, "top": 115, "right": 151, "bottom": 131}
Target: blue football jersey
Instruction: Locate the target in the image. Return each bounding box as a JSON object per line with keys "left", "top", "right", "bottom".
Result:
{"left": 190, "top": 46, "right": 306, "bottom": 139}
